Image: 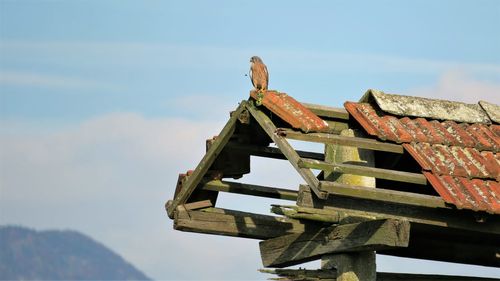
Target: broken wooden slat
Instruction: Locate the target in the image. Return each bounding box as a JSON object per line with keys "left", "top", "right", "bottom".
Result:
{"left": 259, "top": 219, "right": 410, "bottom": 268}
{"left": 226, "top": 142, "right": 324, "bottom": 161}
{"left": 319, "top": 181, "right": 446, "bottom": 208}
{"left": 201, "top": 180, "right": 298, "bottom": 201}
{"left": 174, "top": 206, "right": 322, "bottom": 240}
{"left": 246, "top": 103, "right": 328, "bottom": 199}
{"left": 279, "top": 128, "right": 404, "bottom": 154}
{"left": 167, "top": 102, "right": 248, "bottom": 218}
{"left": 183, "top": 200, "right": 213, "bottom": 210}
{"left": 299, "top": 158, "right": 427, "bottom": 185}
{"left": 302, "top": 102, "right": 350, "bottom": 120}
{"left": 259, "top": 268, "right": 337, "bottom": 280}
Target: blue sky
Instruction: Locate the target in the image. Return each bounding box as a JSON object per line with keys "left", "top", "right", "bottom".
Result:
{"left": 1, "top": 1, "right": 499, "bottom": 280}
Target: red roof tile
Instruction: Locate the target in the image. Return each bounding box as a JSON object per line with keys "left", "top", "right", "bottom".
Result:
{"left": 250, "top": 90, "right": 328, "bottom": 133}
{"left": 345, "top": 101, "right": 500, "bottom": 214}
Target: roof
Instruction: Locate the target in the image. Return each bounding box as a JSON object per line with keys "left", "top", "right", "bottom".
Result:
{"left": 345, "top": 89, "right": 500, "bottom": 214}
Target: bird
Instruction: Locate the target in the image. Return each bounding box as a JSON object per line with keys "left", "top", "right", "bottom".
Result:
{"left": 249, "top": 56, "right": 269, "bottom": 92}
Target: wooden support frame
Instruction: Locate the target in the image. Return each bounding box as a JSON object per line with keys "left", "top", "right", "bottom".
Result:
{"left": 167, "top": 101, "right": 248, "bottom": 217}
{"left": 246, "top": 102, "right": 328, "bottom": 199}
{"left": 279, "top": 128, "right": 404, "bottom": 154}
{"left": 259, "top": 218, "right": 410, "bottom": 268}
{"left": 299, "top": 158, "right": 427, "bottom": 185}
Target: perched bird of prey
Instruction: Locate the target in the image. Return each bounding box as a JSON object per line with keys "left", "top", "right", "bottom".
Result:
{"left": 249, "top": 56, "right": 269, "bottom": 92}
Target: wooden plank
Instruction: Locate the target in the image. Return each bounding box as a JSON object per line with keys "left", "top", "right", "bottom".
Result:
{"left": 246, "top": 103, "right": 328, "bottom": 199}
{"left": 260, "top": 269, "right": 500, "bottom": 281}
{"left": 174, "top": 207, "right": 322, "bottom": 240}
{"left": 183, "top": 200, "right": 213, "bottom": 210}
{"left": 167, "top": 102, "right": 247, "bottom": 218}
{"left": 302, "top": 102, "right": 350, "bottom": 120}
{"left": 299, "top": 158, "right": 427, "bottom": 185}
{"left": 201, "top": 180, "right": 298, "bottom": 201}
{"left": 319, "top": 181, "right": 446, "bottom": 209}
{"left": 297, "top": 185, "right": 500, "bottom": 236}
{"left": 226, "top": 141, "right": 324, "bottom": 161}
{"left": 259, "top": 219, "right": 410, "bottom": 268}
{"left": 279, "top": 128, "right": 404, "bottom": 154}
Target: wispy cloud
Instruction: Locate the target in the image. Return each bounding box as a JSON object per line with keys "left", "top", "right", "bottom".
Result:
{"left": 2, "top": 40, "right": 500, "bottom": 76}
{"left": 0, "top": 71, "right": 120, "bottom": 91}
{"left": 408, "top": 70, "right": 500, "bottom": 104}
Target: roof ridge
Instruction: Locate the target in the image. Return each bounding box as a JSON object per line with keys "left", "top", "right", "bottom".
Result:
{"left": 360, "top": 89, "right": 498, "bottom": 124}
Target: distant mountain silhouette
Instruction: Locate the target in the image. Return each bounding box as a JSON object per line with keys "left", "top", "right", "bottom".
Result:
{"left": 0, "top": 225, "right": 150, "bottom": 280}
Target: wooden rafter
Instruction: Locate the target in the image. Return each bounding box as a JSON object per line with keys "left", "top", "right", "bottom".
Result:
{"left": 245, "top": 102, "right": 328, "bottom": 199}
{"left": 167, "top": 101, "right": 248, "bottom": 217}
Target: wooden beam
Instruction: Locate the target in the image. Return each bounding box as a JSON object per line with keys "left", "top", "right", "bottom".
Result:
{"left": 302, "top": 102, "right": 350, "bottom": 120}
{"left": 319, "top": 181, "right": 445, "bottom": 208}
{"left": 299, "top": 158, "right": 427, "bottom": 185}
{"left": 297, "top": 186, "right": 500, "bottom": 236}
{"left": 226, "top": 142, "right": 324, "bottom": 161}
{"left": 279, "top": 128, "right": 404, "bottom": 154}
{"left": 259, "top": 219, "right": 410, "bottom": 268}
{"left": 173, "top": 206, "right": 322, "bottom": 240}
{"left": 246, "top": 103, "right": 328, "bottom": 199}
{"left": 167, "top": 102, "right": 248, "bottom": 217}
{"left": 201, "top": 180, "right": 298, "bottom": 201}
{"left": 260, "top": 269, "right": 500, "bottom": 281}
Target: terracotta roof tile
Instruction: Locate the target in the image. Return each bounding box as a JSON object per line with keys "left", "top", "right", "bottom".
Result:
{"left": 345, "top": 101, "right": 500, "bottom": 214}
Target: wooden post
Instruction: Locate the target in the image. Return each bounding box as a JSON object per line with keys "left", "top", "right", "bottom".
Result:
{"left": 322, "top": 128, "right": 376, "bottom": 281}
{"left": 322, "top": 252, "right": 376, "bottom": 281}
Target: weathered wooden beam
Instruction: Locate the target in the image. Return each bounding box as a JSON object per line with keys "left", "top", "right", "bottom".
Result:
{"left": 167, "top": 102, "right": 248, "bottom": 218}
{"left": 259, "top": 219, "right": 410, "bottom": 268}
{"left": 271, "top": 205, "right": 374, "bottom": 224}
{"left": 201, "top": 180, "right": 298, "bottom": 201}
{"left": 279, "top": 128, "right": 404, "bottom": 154}
{"left": 246, "top": 103, "right": 328, "bottom": 199}
{"left": 226, "top": 142, "right": 324, "bottom": 161}
{"left": 297, "top": 186, "right": 500, "bottom": 236}
{"left": 173, "top": 206, "right": 322, "bottom": 240}
{"left": 299, "top": 158, "right": 427, "bottom": 185}
{"left": 260, "top": 269, "right": 500, "bottom": 281}
{"left": 302, "top": 102, "right": 350, "bottom": 120}
{"left": 319, "top": 181, "right": 445, "bottom": 208}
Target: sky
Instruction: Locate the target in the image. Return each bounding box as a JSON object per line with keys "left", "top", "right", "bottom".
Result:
{"left": 0, "top": 0, "right": 500, "bottom": 280}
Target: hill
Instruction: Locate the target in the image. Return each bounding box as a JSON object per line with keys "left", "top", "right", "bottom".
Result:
{"left": 0, "top": 225, "right": 150, "bottom": 280}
